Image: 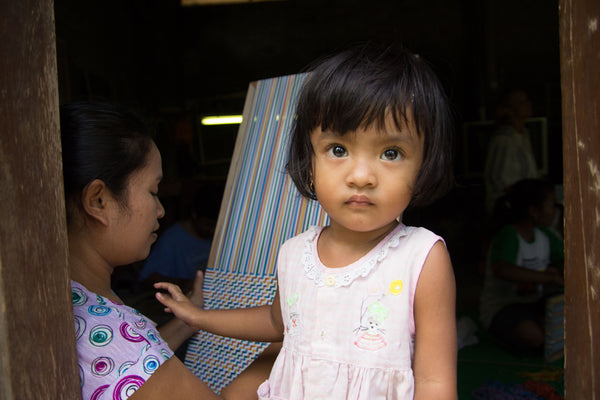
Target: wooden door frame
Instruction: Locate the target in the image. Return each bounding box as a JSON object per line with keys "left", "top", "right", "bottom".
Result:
{"left": 0, "top": 0, "right": 81, "bottom": 398}
{"left": 560, "top": 0, "right": 600, "bottom": 398}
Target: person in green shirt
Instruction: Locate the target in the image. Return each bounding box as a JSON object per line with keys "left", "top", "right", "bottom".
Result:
{"left": 479, "top": 178, "right": 563, "bottom": 355}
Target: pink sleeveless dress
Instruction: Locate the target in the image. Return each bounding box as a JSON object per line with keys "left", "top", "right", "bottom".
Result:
{"left": 258, "top": 223, "right": 443, "bottom": 400}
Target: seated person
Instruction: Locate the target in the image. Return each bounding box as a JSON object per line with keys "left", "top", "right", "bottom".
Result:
{"left": 62, "top": 101, "right": 274, "bottom": 400}
{"left": 479, "top": 178, "right": 564, "bottom": 356}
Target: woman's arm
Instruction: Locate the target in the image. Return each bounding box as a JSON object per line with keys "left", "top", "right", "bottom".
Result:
{"left": 130, "top": 342, "right": 280, "bottom": 400}
{"left": 155, "top": 276, "right": 284, "bottom": 343}
{"left": 412, "top": 241, "right": 457, "bottom": 400}
{"left": 129, "top": 356, "right": 223, "bottom": 400}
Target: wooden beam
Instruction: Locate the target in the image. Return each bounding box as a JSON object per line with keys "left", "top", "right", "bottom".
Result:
{"left": 0, "top": 0, "right": 81, "bottom": 398}
{"left": 559, "top": 0, "right": 600, "bottom": 398}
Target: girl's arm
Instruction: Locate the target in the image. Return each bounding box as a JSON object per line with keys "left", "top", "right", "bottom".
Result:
{"left": 155, "top": 275, "right": 284, "bottom": 343}
{"left": 412, "top": 241, "right": 458, "bottom": 400}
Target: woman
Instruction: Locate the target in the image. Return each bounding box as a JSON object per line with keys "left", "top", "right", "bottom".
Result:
{"left": 62, "top": 101, "right": 275, "bottom": 400}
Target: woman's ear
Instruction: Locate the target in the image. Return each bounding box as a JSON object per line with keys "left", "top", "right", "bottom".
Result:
{"left": 81, "top": 179, "right": 111, "bottom": 226}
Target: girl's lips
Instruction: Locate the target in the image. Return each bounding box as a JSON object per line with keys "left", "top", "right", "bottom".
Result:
{"left": 346, "top": 195, "right": 373, "bottom": 205}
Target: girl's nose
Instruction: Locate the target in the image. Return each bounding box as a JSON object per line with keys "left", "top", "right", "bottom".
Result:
{"left": 346, "top": 158, "right": 377, "bottom": 188}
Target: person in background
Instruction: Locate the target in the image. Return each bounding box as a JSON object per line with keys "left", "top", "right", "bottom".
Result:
{"left": 484, "top": 89, "right": 539, "bottom": 214}
{"left": 479, "top": 178, "right": 563, "bottom": 356}
{"left": 62, "top": 101, "right": 274, "bottom": 400}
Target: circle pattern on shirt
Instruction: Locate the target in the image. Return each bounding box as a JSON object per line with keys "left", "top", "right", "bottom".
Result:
{"left": 88, "top": 305, "right": 112, "bottom": 316}
{"left": 146, "top": 329, "right": 160, "bottom": 344}
{"left": 89, "top": 324, "right": 113, "bottom": 347}
{"left": 91, "top": 356, "right": 115, "bottom": 377}
{"left": 114, "top": 375, "right": 145, "bottom": 400}
{"left": 72, "top": 287, "right": 87, "bottom": 306}
{"left": 143, "top": 355, "right": 160, "bottom": 375}
{"left": 90, "top": 384, "right": 109, "bottom": 400}
{"left": 74, "top": 315, "right": 86, "bottom": 340}
{"left": 119, "top": 322, "right": 146, "bottom": 343}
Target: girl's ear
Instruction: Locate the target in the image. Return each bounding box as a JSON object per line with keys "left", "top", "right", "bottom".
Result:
{"left": 81, "top": 179, "right": 111, "bottom": 226}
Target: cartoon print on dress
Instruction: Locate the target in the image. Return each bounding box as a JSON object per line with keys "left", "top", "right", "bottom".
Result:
{"left": 354, "top": 295, "right": 389, "bottom": 351}
{"left": 285, "top": 292, "right": 301, "bottom": 337}
{"left": 353, "top": 280, "right": 403, "bottom": 351}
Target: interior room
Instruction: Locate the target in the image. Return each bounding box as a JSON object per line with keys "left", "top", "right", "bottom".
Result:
{"left": 53, "top": 0, "right": 565, "bottom": 398}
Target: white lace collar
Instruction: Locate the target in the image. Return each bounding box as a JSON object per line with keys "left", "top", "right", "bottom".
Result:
{"left": 302, "top": 224, "right": 406, "bottom": 288}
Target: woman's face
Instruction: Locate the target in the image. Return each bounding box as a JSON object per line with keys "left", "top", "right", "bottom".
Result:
{"left": 109, "top": 142, "right": 165, "bottom": 265}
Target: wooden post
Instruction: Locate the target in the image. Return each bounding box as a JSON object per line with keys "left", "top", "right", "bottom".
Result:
{"left": 560, "top": 0, "right": 600, "bottom": 398}
{"left": 0, "top": 0, "right": 81, "bottom": 398}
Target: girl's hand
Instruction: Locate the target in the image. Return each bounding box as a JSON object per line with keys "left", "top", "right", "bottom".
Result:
{"left": 154, "top": 273, "right": 205, "bottom": 329}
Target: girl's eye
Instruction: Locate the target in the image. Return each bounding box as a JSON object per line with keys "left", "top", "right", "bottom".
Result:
{"left": 381, "top": 148, "right": 402, "bottom": 161}
{"left": 328, "top": 145, "right": 347, "bottom": 158}
{"left": 150, "top": 191, "right": 159, "bottom": 197}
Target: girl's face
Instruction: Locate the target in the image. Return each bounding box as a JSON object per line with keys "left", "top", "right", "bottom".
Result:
{"left": 109, "top": 142, "right": 165, "bottom": 265}
{"left": 310, "top": 114, "right": 423, "bottom": 236}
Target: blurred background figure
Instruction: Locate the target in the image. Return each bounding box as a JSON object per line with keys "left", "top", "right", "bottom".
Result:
{"left": 479, "top": 178, "right": 563, "bottom": 356}
{"left": 484, "top": 89, "right": 539, "bottom": 215}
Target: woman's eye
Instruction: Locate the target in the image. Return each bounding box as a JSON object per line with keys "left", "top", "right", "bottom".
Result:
{"left": 328, "top": 145, "right": 347, "bottom": 158}
{"left": 381, "top": 148, "right": 402, "bottom": 161}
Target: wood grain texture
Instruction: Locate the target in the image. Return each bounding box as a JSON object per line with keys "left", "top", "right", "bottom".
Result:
{"left": 559, "top": 0, "right": 600, "bottom": 398}
{"left": 0, "top": 0, "right": 81, "bottom": 398}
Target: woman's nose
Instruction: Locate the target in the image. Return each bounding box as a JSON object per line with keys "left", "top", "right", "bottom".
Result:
{"left": 157, "top": 199, "right": 165, "bottom": 219}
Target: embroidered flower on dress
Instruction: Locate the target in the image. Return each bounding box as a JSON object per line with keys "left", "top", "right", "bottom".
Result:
{"left": 389, "top": 280, "right": 403, "bottom": 295}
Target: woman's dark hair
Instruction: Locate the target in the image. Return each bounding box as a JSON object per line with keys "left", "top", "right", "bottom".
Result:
{"left": 60, "top": 101, "right": 154, "bottom": 222}
{"left": 286, "top": 42, "right": 454, "bottom": 207}
{"left": 492, "top": 178, "right": 554, "bottom": 225}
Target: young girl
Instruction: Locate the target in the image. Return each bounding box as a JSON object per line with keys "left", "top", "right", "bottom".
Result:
{"left": 156, "top": 43, "right": 458, "bottom": 399}
{"left": 62, "top": 101, "right": 274, "bottom": 400}
{"left": 480, "top": 178, "right": 564, "bottom": 355}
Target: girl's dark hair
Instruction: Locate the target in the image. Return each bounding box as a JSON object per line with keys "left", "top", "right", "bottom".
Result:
{"left": 60, "top": 101, "right": 154, "bottom": 222}
{"left": 286, "top": 42, "right": 454, "bottom": 207}
{"left": 492, "top": 178, "right": 554, "bottom": 225}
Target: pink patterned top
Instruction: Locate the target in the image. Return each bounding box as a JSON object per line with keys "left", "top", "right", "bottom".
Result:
{"left": 258, "top": 224, "right": 443, "bottom": 400}
{"left": 71, "top": 281, "right": 173, "bottom": 400}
